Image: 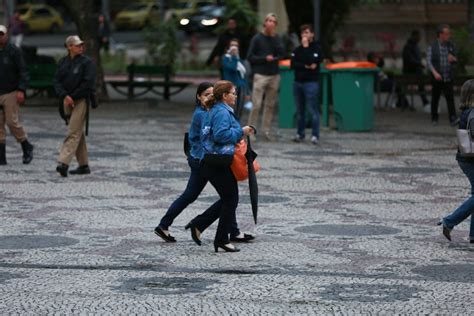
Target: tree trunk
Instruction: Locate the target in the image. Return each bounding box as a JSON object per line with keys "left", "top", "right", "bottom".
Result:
{"left": 469, "top": 0, "right": 474, "bottom": 42}
{"left": 284, "top": 0, "right": 354, "bottom": 59}
{"left": 60, "top": 0, "right": 108, "bottom": 100}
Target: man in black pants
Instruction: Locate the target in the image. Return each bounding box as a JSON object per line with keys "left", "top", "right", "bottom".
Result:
{"left": 427, "top": 24, "right": 458, "bottom": 126}
{"left": 403, "top": 30, "right": 429, "bottom": 112}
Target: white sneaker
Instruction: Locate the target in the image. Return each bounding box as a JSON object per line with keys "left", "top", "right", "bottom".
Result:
{"left": 423, "top": 103, "right": 431, "bottom": 113}
{"left": 311, "top": 136, "right": 318, "bottom": 144}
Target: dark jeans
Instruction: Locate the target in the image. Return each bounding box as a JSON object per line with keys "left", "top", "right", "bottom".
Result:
{"left": 192, "top": 163, "right": 239, "bottom": 244}
{"left": 443, "top": 160, "right": 474, "bottom": 240}
{"left": 159, "top": 158, "right": 240, "bottom": 237}
{"left": 293, "top": 81, "right": 320, "bottom": 139}
{"left": 431, "top": 80, "right": 456, "bottom": 123}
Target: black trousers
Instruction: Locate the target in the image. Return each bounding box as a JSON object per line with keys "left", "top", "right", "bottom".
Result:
{"left": 193, "top": 163, "right": 238, "bottom": 244}
{"left": 431, "top": 80, "right": 456, "bottom": 122}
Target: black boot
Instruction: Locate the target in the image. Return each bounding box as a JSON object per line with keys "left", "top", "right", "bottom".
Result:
{"left": 0, "top": 143, "right": 6, "bottom": 165}
{"left": 56, "top": 163, "right": 69, "bottom": 177}
{"left": 21, "top": 140, "right": 34, "bottom": 164}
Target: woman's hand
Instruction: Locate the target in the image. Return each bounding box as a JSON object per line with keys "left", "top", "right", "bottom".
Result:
{"left": 242, "top": 126, "right": 256, "bottom": 136}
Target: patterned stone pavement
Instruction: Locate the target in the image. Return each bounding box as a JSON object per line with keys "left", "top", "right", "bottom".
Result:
{"left": 0, "top": 92, "right": 473, "bottom": 314}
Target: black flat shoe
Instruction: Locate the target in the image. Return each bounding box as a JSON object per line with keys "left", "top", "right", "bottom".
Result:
{"left": 154, "top": 226, "right": 176, "bottom": 242}
{"left": 230, "top": 233, "right": 255, "bottom": 242}
{"left": 437, "top": 221, "right": 451, "bottom": 241}
{"left": 69, "top": 165, "right": 91, "bottom": 175}
{"left": 185, "top": 222, "right": 201, "bottom": 246}
{"left": 243, "top": 233, "right": 255, "bottom": 240}
{"left": 214, "top": 242, "right": 240, "bottom": 253}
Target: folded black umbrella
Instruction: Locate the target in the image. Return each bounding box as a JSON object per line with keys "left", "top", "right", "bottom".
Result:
{"left": 183, "top": 132, "right": 190, "bottom": 157}
{"left": 246, "top": 135, "right": 259, "bottom": 224}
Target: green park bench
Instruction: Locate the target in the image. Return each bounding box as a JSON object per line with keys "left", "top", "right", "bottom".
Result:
{"left": 27, "top": 63, "right": 57, "bottom": 97}
{"left": 107, "top": 64, "right": 191, "bottom": 100}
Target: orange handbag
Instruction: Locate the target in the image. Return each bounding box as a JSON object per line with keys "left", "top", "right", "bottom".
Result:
{"left": 231, "top": 139, "right": 260, "bottom": 181}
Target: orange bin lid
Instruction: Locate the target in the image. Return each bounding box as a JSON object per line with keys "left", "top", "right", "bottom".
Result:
{"left": 325, "top": 61, "right": 377, "bottom": 69}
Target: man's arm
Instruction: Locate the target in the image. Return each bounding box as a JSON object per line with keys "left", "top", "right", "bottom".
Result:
{"left": 14, "top": 48, "right": 28, "bottom": 93}
{"left": 426, "top": 45, "right": 441, "bottom": 80}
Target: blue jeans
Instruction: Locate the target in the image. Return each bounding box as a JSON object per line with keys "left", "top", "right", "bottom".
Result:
{"left": 293, "top": 81, "right": 320, "bottom": 139}
{"left": 443, "top": 160, "right": 474, "bottom": 240}
{"left": 159, "top": 158, "right": 241, "bottom": 237}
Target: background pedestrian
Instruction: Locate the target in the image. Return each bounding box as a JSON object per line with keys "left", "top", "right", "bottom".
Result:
{"left": 427, "top": 24, "right": 458, "bottom": 126}
{"left": 291, "top": 24, "right": 323, "bottom": 145}
{"left": 246, "top": 13, "right": 284, "bottom": 142}
{"left": 0, "top": 24, "right": 34, "bottom": 166}
{"left": 54, "top": 35, "right": 96, "bottom": 177}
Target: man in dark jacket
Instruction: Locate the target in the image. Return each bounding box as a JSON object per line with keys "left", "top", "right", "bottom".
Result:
{"left": 0, "top": 25, "right": 34, "bottom": 166}
{"left": 247, "top": 13, "right": 284, "bottom": 141}
{"left": 427, "top": 24, "right": 458, "bottom": 126}
{"left": 206, "top": 18, "right": 249, "bottom": 79}
{"left": 54, "top": 35, "right": 96, "bottom": 177}
{"left": 402, "top": 30, "right": 429, "bottom": 111}
{"left": 291, "top": 24, "right": 323, "bottom": 144}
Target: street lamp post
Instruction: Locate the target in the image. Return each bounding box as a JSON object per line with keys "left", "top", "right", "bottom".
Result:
{"left": 5, "top": 0, "right": 15, "bottom": 24}
{"left": 313, "top": 0, "right": 320, "bottom": 40}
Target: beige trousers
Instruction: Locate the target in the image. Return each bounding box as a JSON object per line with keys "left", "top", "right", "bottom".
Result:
{"left": 0, "top": 91, "right": 27, "bottom": 143}
{"left": 58, "top": 99, "right": 88, "bottom": 166}
{"left": 248, "top": 73, "right": 281, "bottom": 134}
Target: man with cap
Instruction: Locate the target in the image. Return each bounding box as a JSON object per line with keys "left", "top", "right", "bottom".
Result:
{"left": 54, "top": 35, "right": 96, "bottom": 177}
{"left": 0, "top": 24, "right": 34, "bottom": 166}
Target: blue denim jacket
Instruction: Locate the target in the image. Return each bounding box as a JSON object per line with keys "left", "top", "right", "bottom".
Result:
{"left": 200, "top": 102, "right": 243, "bottom": 159}
{"left": 188, "top": 102, "right": 207, "bottom": 159}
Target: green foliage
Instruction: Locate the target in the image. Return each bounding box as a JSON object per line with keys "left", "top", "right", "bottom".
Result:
{"left": 215, "top": 0, "right": 258, "bottom": 34}
{"left": 452, "top": 27, "right": 474, "bottom": 74}
{"left": 101, "top": 51, "right": 127, "bottom": 74}
{"left": 143, "top": 15, "right": 181, "bottom": 70}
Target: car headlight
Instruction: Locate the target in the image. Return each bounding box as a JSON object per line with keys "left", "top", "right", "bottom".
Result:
{"left": 201, "top": 18, "right": 218, "bottom": 26}
{"left": 180, "top": 18, "right": 190, "bottom": 26}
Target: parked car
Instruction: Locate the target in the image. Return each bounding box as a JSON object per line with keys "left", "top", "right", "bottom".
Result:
{"left": 167, "top": 0, "right": 216, "bottom": 20}
{"left": 179, "top": 4, "right": 225, "bottom": 33}
{"left": 114, "top": 3, "right": 160, "bottom": 30}
{"left": 17, "top": 4, "right": 64, "bottom": 34}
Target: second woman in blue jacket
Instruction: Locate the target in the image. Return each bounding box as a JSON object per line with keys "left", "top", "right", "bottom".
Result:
{"left": 195, "top": 80, "right": 255, "bottom": 252}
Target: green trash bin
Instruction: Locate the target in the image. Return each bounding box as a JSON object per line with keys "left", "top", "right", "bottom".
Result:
{"left": 278, "top": 64, "right": 296, "bottom": 128}
{"left": 329, "top": 65, "right": 378, "bottom": 132}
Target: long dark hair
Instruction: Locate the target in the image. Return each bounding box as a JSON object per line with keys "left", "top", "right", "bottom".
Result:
{"left": 195, "top": 82, "right": 213, "bottom": 105}
{"left": 204, "top": 80, "right": 234, "bottom": 109}
{"left": 460, "top": 79, "right": 474, "bottom": 110}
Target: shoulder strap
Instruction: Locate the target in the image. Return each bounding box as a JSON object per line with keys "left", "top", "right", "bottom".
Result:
{"left": 466, "top": 109, "right": 474, "bottom": 129}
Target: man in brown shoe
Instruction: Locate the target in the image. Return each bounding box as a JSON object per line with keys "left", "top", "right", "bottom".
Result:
{"left": 54, "top": 35, "right": 96, "bottom": 177}
{"left": 0, "top": 25, "right": 34, "bottom": 166}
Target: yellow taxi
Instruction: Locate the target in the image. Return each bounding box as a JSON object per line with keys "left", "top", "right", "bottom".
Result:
{"left": 114, "top": 3, "right": 160, "bottom": 30}
{"left": 17, "top": 4, "right": 64, "bottom": 33}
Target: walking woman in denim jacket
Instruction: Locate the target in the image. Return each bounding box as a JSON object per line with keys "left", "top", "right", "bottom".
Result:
{"left": 190, "top": 80, "right": 254, "bottom": 252}
{"left": 154, "top": 82, "right": 215, "bottom": 242}
{"left": 438, "top": 79, "right": 474, "bottom": 243}
{"left": 154, "top": 82, "right": 255, "bottom": 245}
